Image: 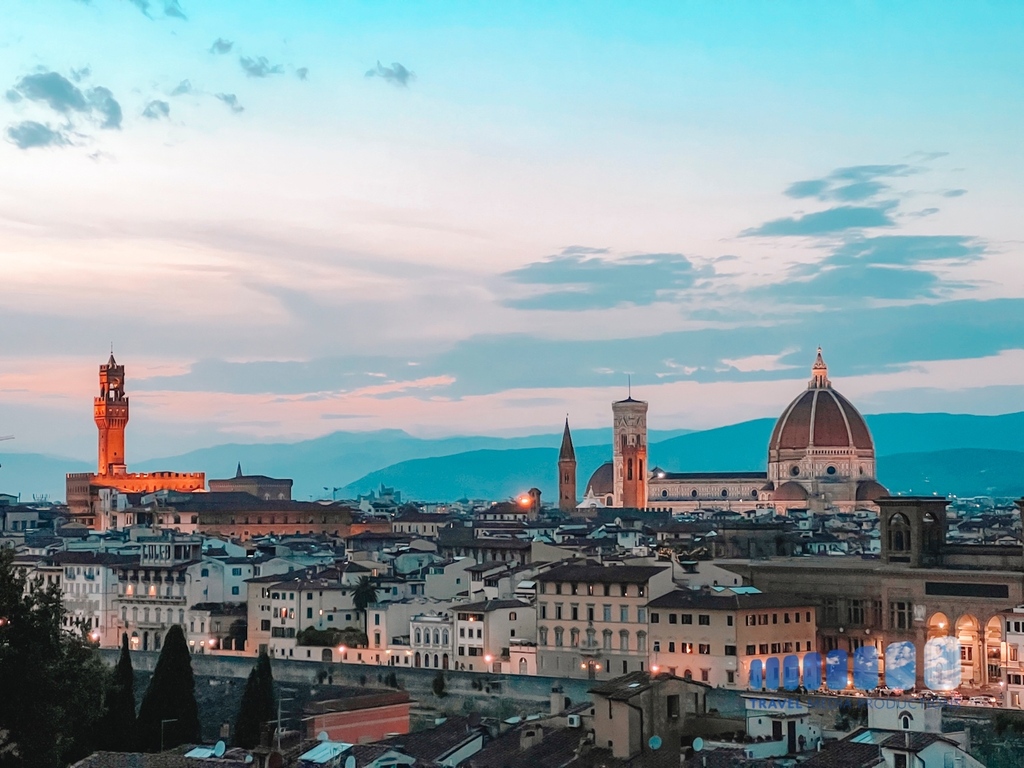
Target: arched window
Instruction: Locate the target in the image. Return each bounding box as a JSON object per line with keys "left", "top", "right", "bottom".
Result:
{"left": 900, "top": 713, "right": 912, "bottom": 730}
{"left": 554, "top": 627, "right": 564, "bottom": 647}
{"left": 433, "top": 629, "right": 440, "bottom": 645}
{"left": 442, "top": 630, "right": 449, "bottom": 645}
{"left": 586, "top": 628, "right": 596, "bottom": 647}
{"left": 509, "top": 612, "right": 517, "bottom": 620}
{"left": 519, "top": 657, "right": 527, "bottom": 674}
{"left": 627, "top": 458, "right": 634, "bottom": 481}
{"left": 539, "top": 627, "right": 549, "bottom": 646}
{"left": 570, "top": 628, "right": 580, "bottom": 647}
{"left": 637, "top": 631, "right": 647, "bottom": 653}
{"left": 603, "top": 629, "right": 613, "bottom": 650}
{"left": 415, "top": 628, "right": 421, "bottom": 644}
{"left": 620, "top": 630, "right": 630, "bottom": 652}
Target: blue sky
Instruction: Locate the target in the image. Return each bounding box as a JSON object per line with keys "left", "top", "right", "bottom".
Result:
{"left": 1, "top": 1, "right": 1023, "bottom": 459}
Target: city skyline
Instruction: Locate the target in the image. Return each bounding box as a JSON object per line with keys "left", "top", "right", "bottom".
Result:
{"left": 2, "top": 1, "right": 1023, "bottom": 459}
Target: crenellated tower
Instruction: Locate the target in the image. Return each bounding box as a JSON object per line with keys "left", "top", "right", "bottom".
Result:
{"left": 94, "top": 354, "right": 129, "bottom": 475}
{"left": 612, "top": 395, "right": 648, "bottom": 508}
{"left": 558, "top": 417, "right": 577, "bottom": 512}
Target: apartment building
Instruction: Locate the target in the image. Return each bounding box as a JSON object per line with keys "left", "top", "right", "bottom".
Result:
{"left": 646, "top": 589, "right": 817, "bottom": 688}
{"left": 1001, "top": 605, "right": 1024, "bottom": 708}
{"left": 454, "top": 598, "right": 535, "bottom": 673}
{"left": 535, "top": 563, "right": 673, "bottom": 680}
{"left": 51, "top": 551, "right": 133, "bottom": 645}
{"left": 411, "top": 610, "right": 454, "bottom": 669}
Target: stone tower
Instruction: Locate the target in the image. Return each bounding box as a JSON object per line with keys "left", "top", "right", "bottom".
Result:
{"left": 94, "top": 353, "right": 129, "bottom": 475}
{"left": 612, "top": 395, "right": 648, "bottom": 508}
{"left": 558, "top": 417, "right": 577, "bottom": 512}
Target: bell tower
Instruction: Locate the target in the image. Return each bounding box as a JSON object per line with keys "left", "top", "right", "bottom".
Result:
{"left": 612, "top": 394, "right": 648, "bottom": 509}
{"left": 94, "top": 353, "right": 129, "bottom": 475}
{"left": 558, "top": 417, "right": 577, "bottom": 512}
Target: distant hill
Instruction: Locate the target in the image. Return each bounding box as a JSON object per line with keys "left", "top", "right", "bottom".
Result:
{"left": 2, "top": 412, "right": 1022, "bottom": 503}
{"left": 343, "top": 412, "right": 1024, "bottom": 502}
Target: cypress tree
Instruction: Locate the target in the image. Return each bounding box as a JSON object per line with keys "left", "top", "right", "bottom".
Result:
{"left": 233, "top": 651, "right": 276, "bottom": 749}
{"left": 136, "top": 625, "right": 201, "bottom": 751}
{"left": 99, "top": 633, "right": 138, "bottom": 751}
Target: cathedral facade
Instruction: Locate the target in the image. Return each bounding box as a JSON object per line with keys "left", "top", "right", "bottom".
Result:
{"left": 571, "top": 349, "right": 888, "bottom": 514}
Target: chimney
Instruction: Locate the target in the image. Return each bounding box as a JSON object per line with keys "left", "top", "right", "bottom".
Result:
{"left": 520, "top": 725, "right": 544, "bottom": 751}
{"left": 551, "top": 685, "right": 566, "bottom": 716}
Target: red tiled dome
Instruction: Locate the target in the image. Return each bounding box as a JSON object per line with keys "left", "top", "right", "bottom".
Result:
{"left": 774, "top": 481, "right": 809, "bottom": 502}
{"left": 769, "top": 349, "right": 873, "bottom": 453}
{"left": 586, "top": 461, "right": 614, "bottom": 496}
{"left": 856, "top": 479, "right": 889, "bottom": 501}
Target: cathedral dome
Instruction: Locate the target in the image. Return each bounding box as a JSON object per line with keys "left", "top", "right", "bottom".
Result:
{"left": 774, "top": 481, "right": 809, "bottom": 502}
{"left": 586, "top": 461, "right": 614, "bottom": 497}
{"left": 769, "top": 349, "right": 873, "bottom": 454}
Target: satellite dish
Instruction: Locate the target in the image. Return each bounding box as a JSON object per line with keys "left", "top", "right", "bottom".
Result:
{"left": 213, "top": 741, "right": 226, "bottom": 757}
{"left": 648, "top": 735, "right": 662, "bottom": 751}
{"left": 244, "top": 756, "right": 254, "bottom": 764}
{"left": 693, "top": 737, "right": 705, "bottom": 752}
{"left": 317, "top": 731, "right": 330, "bottom": 742}
{"left": 345, "top": 757, "right": 356, "bottom": 768}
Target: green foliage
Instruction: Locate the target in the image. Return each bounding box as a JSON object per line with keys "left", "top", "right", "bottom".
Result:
{"left": 432, "top": 671, "right": 447, "bottom": 698}
{"left": 136, "top": 625, "right": 201, "bottom": 751}
{"left": 234, "top": 652, "right": 275, "bottom": 749}
{"left": 0, "top": 548, "right": 110, "bottom": 768}
{"left": 296, "top": 626, "right": 367, "bottom": 648}
{"left": 384, "top": 671, "right": 399, "bottom": 689}
{"left": 98, "top": 633, "right": 137, "bottom": 751}
{"left": 352, "top": 577, "right": 379, "bottom": 614}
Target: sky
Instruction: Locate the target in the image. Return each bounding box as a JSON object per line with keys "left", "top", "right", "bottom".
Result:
{"left": 1, "top": 1, "right": 1023, "bottom": 461}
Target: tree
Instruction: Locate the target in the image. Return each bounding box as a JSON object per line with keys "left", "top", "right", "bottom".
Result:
{"left": 432, "top": 671, "right": 447, "bottom": 698}
{"left": 233, "top": 652, "right": 275, "bottom": 749}
{"left": 352, "top": 576, "right": 379, "bottom": 636}
{"left": 352, "top": 576, "right": 379, "bottom": 615}
{"left": 136, "top": 625, "right": 200, "bottom": 751}
{"left": 98, "top": 633, "right": 137, "bottom": 751}
{"left": 0, "top": 548, "right": 109, "bottom": 767}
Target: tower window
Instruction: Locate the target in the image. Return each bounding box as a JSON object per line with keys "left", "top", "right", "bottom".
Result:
{"left": 826, "top": 466, "right": 837, "bottom": 475}
{"left": 721, "top": 489, "right": 728, "bottom": 498}
{"left": 661, "top": 490, "right": 668, "bottom": 498}
{"left": 790, "top": 466, "right": 800, "bottom": 477}
{"left": 690, "top": 489, "right": 698, "bottom": 498}
{"left": 627, "top": 459, "right": 633, "bottom": 481}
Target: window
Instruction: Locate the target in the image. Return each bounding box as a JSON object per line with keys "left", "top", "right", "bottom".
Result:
{"left": 653, "top": 641, "right": 661, "bottom": 652}
{"left": 889, "top": 601, "right": 913, "bottom": 631}
{"left": 603, "top": 630, "right": 613, "bottom": 650}
{"left": 848, "top": 600, "right": 865, "bottom": 625}
{"left": 726, "top": 670, "right": 735, "bottom": 684}
{"left": 231, "top": 586, "right": 240, "bottom": 596}
{"left": 571, "top": 605, "right": 579, "bottom": 621}
{"left": 554, "top": 627, "right": 564, "bottom": 647}
{"left": 746, "top": 644, "right": 756, "bottom": 655}
{"left": 620, "top": 630, "right": 629, "bottom": 651}
{"left": 667, "top": 694, "right": 680, "bottom": 719}
{"left": 784, "top": 612, "right": 791, "bottom": 624}
{"left": 699, "top": 644, "right": 710, "bottom": 654}
{"left": 681, "top": 614, "right": 693, "bottom": 625}
{"left": 306, "top": 608, "right": 313, "bottom": 619}
{"left": 200, "top": 568, "right": 209, "bottom": 577}
{"left": 539, "top": 627, "right": 548, "bottom": 645}
{"left": 637, "top": 632, "right": 647, "bottom": 652}
{"left": 727, "top": 615, "right": 733, "bottom": 626}
{"left": 669, "top": 614, "right": 678, "bottom": 625}
{"left": 555, "top": 604, "right": 563, "bottom": 620}
{"left": 771, "top": 643, "right": 781, "bottom": 654}
{"left": 260, "top": 620, "right": 270, "bottom": 631}
{"left": 603, "top": 605, "right": 612, "bottom": 622}
{"left": 637, "top": 608, "right": 647, "bottom": 623}
{"left": 669, "top": 641, "right": 675, "bottom": 653}
{"left": 725, "top": 645, "right": 736, "bottom": 656}
{"left": 698, "top": 614, "right": 710, "bottom": 626}
{"left": 651, "top": 612, "right": 659, "bottom": 624}
{"left": 894, "top": 754, "right": 907, "bottom": 768}
{"left": 620, "top": 606, "right": 629, "bottom": 623}
{"left": 759, "top": 644, "right": 768, "bottom": 654}
{"left": 701, "top": 669, "right": 710, "bottom": 682}
{"left": 570, "top": 628, "right": 580, "bottom": 647}
{"left": 540, "top": 604, "right": 547, "bottom": 620}
{"left": 824, "top": 599, "right": 839, "bottom": 625}
{"left": 571, "top": 583, "right": 579, "bottom": 595}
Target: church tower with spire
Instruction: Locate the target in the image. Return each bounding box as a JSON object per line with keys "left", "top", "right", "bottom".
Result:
{"left": 94, "top": 353, "right": 129, "bottom": 475}
{"left": 558, "top": 417, "right": 577, "bottom": 512}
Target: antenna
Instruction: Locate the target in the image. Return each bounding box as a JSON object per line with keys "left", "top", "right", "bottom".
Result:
{"left": 627, "top": 374, "right": 632, "bottom": 398}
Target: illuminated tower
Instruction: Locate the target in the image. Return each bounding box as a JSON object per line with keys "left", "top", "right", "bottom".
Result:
{"left": 612, "top": 394, "right": 648, "bottom": 508}
{"left": 557, "top": 417, "right": 577, "bottom": 512}
{"left": 94, "top": 354, "right": 129, "bottom": 475}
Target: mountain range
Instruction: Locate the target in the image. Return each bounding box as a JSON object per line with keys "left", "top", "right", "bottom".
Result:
{"left": 1, "top": 413, "right": 1022, "bottom": 504}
